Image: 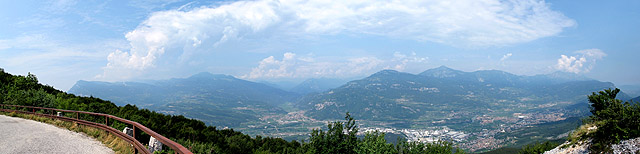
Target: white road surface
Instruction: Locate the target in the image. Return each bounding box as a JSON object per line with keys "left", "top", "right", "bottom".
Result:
{"left": 0, "top": 114, "right": 114, "bottom": 154}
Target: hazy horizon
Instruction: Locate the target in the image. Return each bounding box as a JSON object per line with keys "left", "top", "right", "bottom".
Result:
{"left": 68, "top": 65, "right": 603, "bottom": 91}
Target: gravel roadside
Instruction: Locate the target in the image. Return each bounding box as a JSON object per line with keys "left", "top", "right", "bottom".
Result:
{"left": 0, "top": 114, "right": 114, "bottom": 154}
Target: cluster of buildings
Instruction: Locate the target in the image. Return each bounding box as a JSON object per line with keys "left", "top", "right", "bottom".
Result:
{"left": 359, "top": 126, "right": 468, "bottom": 143}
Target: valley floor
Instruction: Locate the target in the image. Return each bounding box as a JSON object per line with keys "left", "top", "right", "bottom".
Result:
{"left": 229, "top": 109, "right": 582, "bottom": 152}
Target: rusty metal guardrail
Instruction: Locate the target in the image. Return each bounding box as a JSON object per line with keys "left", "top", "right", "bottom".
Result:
{"left": 0, "top": 104, "right": 193, "bottom": 154}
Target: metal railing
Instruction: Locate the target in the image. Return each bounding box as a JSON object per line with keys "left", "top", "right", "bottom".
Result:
{"left": 0, "top": 104, "right": 192, "bottom": 154}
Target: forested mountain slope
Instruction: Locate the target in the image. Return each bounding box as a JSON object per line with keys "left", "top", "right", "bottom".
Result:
{"left": 69, "top": 72, "right": 299, "bottom": 127}
{"left": 300, "top": 67, "right": 628, "bottom": 123}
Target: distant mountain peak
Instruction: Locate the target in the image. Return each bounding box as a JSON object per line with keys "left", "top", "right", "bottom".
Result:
{"left": 188, "top": 72, "right": 234, "bottom": 80}
{"left": 368, "top": 70, "right": 406, "bottom": 77}
{"left": 474, "top": 69, "right": 515, "bottom": 76}
{"left": 436, "top": 65, "right": 453, "bottom": 70}
{"left": 193, "top": 71, "right": 214, "bottom": 76}
{"left": 632, "top": 96, "right": 640, "bottom": 102}
{"left": 289, "top": 78, "right": 349, "bottom": 94}
{"left": 377, "top": 69, "right": 401, "bottom": 74}
{"left": 419, "top": 66, "right": 465, "bottom": 78}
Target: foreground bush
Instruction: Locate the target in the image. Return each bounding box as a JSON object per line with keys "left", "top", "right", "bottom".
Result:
{"left": 573, "top": 88, "right": 640, "bottom": 153}
{"left": 518, "top": 141, "right": 560, "bottom": 154}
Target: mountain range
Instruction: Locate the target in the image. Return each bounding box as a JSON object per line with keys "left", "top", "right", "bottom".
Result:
{"left": 69, "top": 72, "right": 299, "bottom": 127}
{"left": 298, "top": 66, "right": 630, "bottom": 130}
{"left": 289, "top": 78, "right": 350, "bottom": 94}
{"left": 618, "top": 84, "right": 640, "bottom": 98}
{"left": 69, "top": 66, "right": 632, "bottom": 131}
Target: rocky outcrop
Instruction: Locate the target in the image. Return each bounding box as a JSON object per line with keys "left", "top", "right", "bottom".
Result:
{"left": 545, "top": 137, "right": 640, "bottom": 154}
{"left": 612, "top": 137, "right": 640, "bottom": 154}
{"left": 544, "top": 140, "right": 589, "bottom": 154}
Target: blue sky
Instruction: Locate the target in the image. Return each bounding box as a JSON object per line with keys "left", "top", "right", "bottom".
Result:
{"left": 1, "top": 0, "right": 639, "bottom": 91}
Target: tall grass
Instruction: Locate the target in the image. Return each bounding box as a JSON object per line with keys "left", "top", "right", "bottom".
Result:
{"left": 0, "top": 111, "right": 134, "bottom": 154}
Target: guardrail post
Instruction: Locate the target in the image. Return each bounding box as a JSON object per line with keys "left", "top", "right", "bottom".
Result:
{"left": 148, "top": 136, "right": 163, "bottom": 153}
{"left": 105, "top": 116, "right": 108, "bottom": 125}
{"left": 122, "top": 127, "right": 134, "bottom": 137}
{"left": 133, "top": 125, "right": 136, "bottom": 139}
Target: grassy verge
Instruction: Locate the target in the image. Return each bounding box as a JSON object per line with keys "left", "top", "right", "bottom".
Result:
{"left": 0, "top": 111, "right": 134, "bottom": 154}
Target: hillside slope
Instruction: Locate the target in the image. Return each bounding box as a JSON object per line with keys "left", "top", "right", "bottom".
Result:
{"left": 69, "top": 72, "right": 300, "bottom": 127}
{"left": 300, "top": 67, "right": 623, "bottom": 122}
{"left": 289, "top": 78, "right": 349, "bottom": 94}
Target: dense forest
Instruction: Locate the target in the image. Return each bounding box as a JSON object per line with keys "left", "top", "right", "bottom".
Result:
{"left": 0, "top": 68, "right": 462, "bottom": 154}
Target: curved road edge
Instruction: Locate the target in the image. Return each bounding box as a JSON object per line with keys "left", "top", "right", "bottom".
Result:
{"left": 0, "top": 114, "right": 114, "bottom": 154}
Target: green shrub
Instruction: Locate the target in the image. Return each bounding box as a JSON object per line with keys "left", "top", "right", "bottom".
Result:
{"left": 585, "top": 88, "right": 640, "bottom": 152}
{"left": 518, "top": 141, "right": 560, "bottom": 154}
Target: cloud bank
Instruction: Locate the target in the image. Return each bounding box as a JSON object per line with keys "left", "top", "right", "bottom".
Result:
{"left": 101, "top": 0, "right": 575, "bottom": 80}
{"left": 555, "top": 49, "right": 606, "bottom": 73}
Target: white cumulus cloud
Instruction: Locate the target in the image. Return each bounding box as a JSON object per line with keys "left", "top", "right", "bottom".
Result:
{"left": 500, "top": 53, "right": 513, "bottom": 61}
{"left": 555, "top": 49, "right": 606, "bottom": 73}
{"left": 102, "top": 0, "right": 575, "bottom": 80}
